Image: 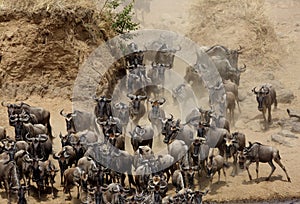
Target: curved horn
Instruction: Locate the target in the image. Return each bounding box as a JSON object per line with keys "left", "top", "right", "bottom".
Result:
{"left": 60, "top": 109, "right": 67, "bottom": 117}
{"left": 20, "top": 113, "right": 30, "bottom": 122}
{"left": 159, "top": 98, "right": 166, "bottom": 105}
{"left": 160, "top": 181, "right": 168, "bottom": 189}
{"left": 1, "top": 101, "right": 9, "bottom": 107}
{"left": 148, "top": 98, "right": 154, "bottom": 103}
{"left": 151, "top": 61, "right": 158, "bottom": 68}
{"left": 92, "top": 95, "right": 98, "bottom": 101}
{"left": 168, "top": 114, "right": 174, "bottom": 120}
{"left": 38, "top": 134, "right": 48, "bottom": 142}
{"left": 114, "top": 102, "right": 121, "bottom": 109}
{"left": 96, "top": 118, "right": 107, "bottom": 125}
{"left": 238, "top": 63, "right": 246, "bottom": 72}
{"left": 148, "top": 180, "right": 155, "bottom": 189}
{"left": 106, "top": 97, "right": 112, "bottom": 103}
{"left": 237, "top": 45, "right": 243, "bottom": 54}
{"left": 252, "top": 87, "right": 258, "bottom": 94}
{"left": 9, "top": 115, "right": 19, "bottom": 123}
{"left": 137, "top": 95, "right": 147, "bottom": 100}
{"left": 25, "top": 133, "right": 33, "bottom": 142}
{"left": 127, "top": 93, "right": 136, "bottom": 100}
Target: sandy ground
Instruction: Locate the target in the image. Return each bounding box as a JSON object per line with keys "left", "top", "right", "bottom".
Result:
{"left": 0, "top": 0, "right": 300, "bottom": 203}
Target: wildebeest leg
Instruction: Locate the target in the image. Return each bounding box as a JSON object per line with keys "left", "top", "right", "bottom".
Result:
{"left": 266, "top": 161, "right": 276, "bottom": 181}
{"left": 217, "top": 170, "right": 221, "bottom": 184}
{"left": 223, "top": 166, "right": 227, "bottom": 182}
{"left": 268, "top": 106, "right": 272, "bottom": 123}
{"left": 231, "top": 154, "right": 237, "bottom": 177}
{"left": 262, "top": 109, "right": 268, "bottom": 130}
{"left": 245, "top": 161, "right": 252, "bottom": 181}
{"left": 255, "top": 161, "right": 260, "bottom": 181}
{"left": 274, "top": 158, "right": 291, "bottom": 182}
{"left": 77, "top": 185, "right": 80, "bottom": 199}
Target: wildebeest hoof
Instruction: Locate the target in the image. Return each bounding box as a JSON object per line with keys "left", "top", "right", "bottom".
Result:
{"left": 231, "top": 173, "right": 235, "bottom": 177}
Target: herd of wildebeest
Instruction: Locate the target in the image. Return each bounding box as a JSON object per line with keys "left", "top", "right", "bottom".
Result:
{"left": 0, "top": 42, "right": 292, "bottom": 204}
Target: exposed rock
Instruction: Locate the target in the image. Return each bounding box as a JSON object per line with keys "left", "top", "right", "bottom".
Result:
{"left": 277, "top": 89, "right": 294, "bottom": 103}
{"left": 271, "top": 134, "right": 292, "bottom": 147}
{"left": 279, "top": 130, "right": 298, "bottom": 139}
{"left": 287, "top": 108, "right": 300, "bottom": 120}
{"left": 291, "top": 124, "right": 300, "bottom": 134}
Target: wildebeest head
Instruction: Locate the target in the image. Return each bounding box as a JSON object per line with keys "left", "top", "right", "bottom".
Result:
{"left": 60, "top": 109, "right": 77, "bottom": 133}
{"left": 127, "top": 94, "right": 147, "bottom": 114}
{"left": 224, "top": 137, "right": 238, "bottom": 158}
{"left": 13, "top": 115, "right": 30, "bottom": 141}
{"left": 238, "top": 150, "right": 246, "bottom": 169}
{"left": 1, "top": 101, "right": 22, "bottom": 119}
{"left": 162, "top": 118, "right": 181, "bottom": 144}
{"left": 252, "top": 86, "right": 270, "bottom": 111}
{"left": 149, "top": 98, "right": 166, "bottom": 117}
{"left": 191, "top": 139, "right": 203, "bottom": 158}
{"left": 93, "top": 96, "right": 112, "bottom": 121}
{"left": 114, "top": 102, "right": 129, "bottom": 124}
{"left": 138, "top": 145, "right": 153, "bottom": 157}
{"left": 59, "top": 132, "right": 71, "bottom": 147}
{"left": 226, "top": 45, "right": 244, "bottom": 68}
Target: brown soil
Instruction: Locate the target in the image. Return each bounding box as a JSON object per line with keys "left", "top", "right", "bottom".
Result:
{"left": 0, "top": 0, "right": 300, "bottom": 203}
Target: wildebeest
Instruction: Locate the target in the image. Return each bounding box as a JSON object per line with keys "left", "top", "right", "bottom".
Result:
{"left": 113, "top": 102, "right": 130, "bottom": 134}
{"left": 224, "top": 80, "right": 241, "bottom": 112}
{"left": 10, "top": 114, "right": 48, "bottom": 141}
{"left": 26, "top": 134, "right": 52, "bottom": 161}
{"left": 60, "top": 109, "right": 98, "bottom": 134}
{"left": 224, "top": 132, "right": 246, "bottom": 176}
{"left": 133, "top": 145, "right": 155, "bottom": 170}
{"left": 127, "top": 93, "right": 147, "bottom": 125}
{"left": 1, "top": 102, "right": 52, "bottom": 136}
{"left": 0, "top": 126, "right": 7, "bottom": 140}
{"left": 212, "top": 57, "right": 246, "bottom": 86}
{"left": 135, "top": 159, "right": 154, "bottom": 193}
{"left": 172, "top": 169, "right": 185, "bottom": 193}
{"left": 14, "top": 150, "right": 33, "bottom": 186}
{"left": 53, "top": 145, "right": 76, "bottom": 185}
{"left": 130, "top": 125, "right": 154, "bottom": 152}
{"left": 93, "top": 96, "right": 113, "bottom": 122}
{"left": 148, "top": 98, "right": 166, "bottom": 135}
{"left": 206, "top": 154, "right": 227, "bottom": 186}
{"left": 101, "top": 182, "right": 129, "bottom": 204}
{"left": 0, "top": 160, "right": 20, "bottom": 203}
{"left": 205, "top": 45, "right": 243, "bottom": 69}
{"left": 225, "top": 91, "right": 236, "bottom": 125}
{"left": 190, "top": 138, "right": 210, "bottom": 174}
{"left": 63, "top": 167, "right": 86, "bottom": 199}
{"left": 239, "top": 142, "right": 291, "bottom": 182}
{"left": 110, "top": 149, "right": 136, "bottom": 188}
{"left": 156, "top": 154, "right": 174, "bottom": 182}
{"left": 206, "top": 45, "right": 245, "bottom": 86}
{"left": 147, "top": 63, "right": 171, "bottom": 94}
{"left": 125, "top": 42, "right": 144, "bottom": 67}
{"left": 252, "top": 84, "right": 277, "bottom": 129}
{"left": 154, "top": 43, "right": 181, "bottom": 68}
{"left": 43, "top": 160, "right": 59, "bottom": 198}
{"left": 162, "top": 117, "right": 194, "bottom": 147}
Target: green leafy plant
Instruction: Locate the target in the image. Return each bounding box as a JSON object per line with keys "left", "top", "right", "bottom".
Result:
{"left": 103, "top": 0, "right": 139, "bottom": 34}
